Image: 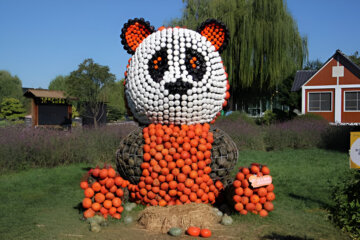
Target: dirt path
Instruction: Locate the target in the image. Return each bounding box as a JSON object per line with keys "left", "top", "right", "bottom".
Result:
{"left": 59, "top": 223, "right": 247, "bottom": 240}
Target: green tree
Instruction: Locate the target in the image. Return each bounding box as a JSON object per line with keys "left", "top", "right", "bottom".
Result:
{"left": 0, "top": 98, "right": 26, "bottom": 122}
{"left": 0, "top": 71, "right": 23, "bottom": 104}
{"left": 48, "top": 75, "right": 80, "bottom": 118}
{"left": 48, "top": 75, "right": 69, "bottom": 92}
{"left": 349, "top": 51, "right": 360, "bottom": 66}
{"left": 106, "top": 79, "right": 127, "bottom": 121}
{"left": 303, "top": 59, "right": 323, "bottom": 70}
{"left": 169, "top": 0, "right": 307, "bottom": 109}
{"left": 65, "top": 59, "right": 116, "bottom": 128}
{"left": 277, "top": 72, "right": 300, "bottom": 111}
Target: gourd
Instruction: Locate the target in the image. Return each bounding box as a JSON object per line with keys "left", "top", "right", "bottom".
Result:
{"left": 221, "top": 214, "right": 233, "bottom": 225}
{"left": 90, "top": 223, "right": 101, "bottom": 232}
{"left": 123, "top": 216, "right": 133, "bottom": 224}
{"left": 168, "top": 227, "right": 183, "bottom": 236}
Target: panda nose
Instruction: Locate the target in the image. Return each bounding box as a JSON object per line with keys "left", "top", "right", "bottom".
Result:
{"left": 165, "top": 78, "right": 193, "bottom": 95}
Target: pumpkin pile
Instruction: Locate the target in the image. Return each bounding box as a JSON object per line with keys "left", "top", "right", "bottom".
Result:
{"left": 187, "top": 227, "right": 212, "bottom": 238}
{"left": 127, "top": 123, "right": 224, "bottom": 206}
{"left": 232, "top": 163, "right": 275, "bottom": 217}
{"left": 80, "top": 165, "right": 129, "bottom": 219}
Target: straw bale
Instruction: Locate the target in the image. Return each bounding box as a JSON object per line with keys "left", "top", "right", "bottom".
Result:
{"left": 138, "top": 203, "right": 221, "bottom": 233}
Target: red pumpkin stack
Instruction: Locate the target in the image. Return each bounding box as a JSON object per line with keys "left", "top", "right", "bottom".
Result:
{"left": 80, "top": 165, "right": 129, "bottom": 219}
{"left": 232, "top": 163, "right": 275, "bottom": 217}
{"left": 128, "top": 123, "right": 224, "bottom": 206}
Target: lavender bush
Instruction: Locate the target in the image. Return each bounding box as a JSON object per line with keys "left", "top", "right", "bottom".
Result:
{"left": 264, "top": 118, "right": 329, "bottom": 150}
{"left": 215, "top": 116, "right": 265, "bottom": 151}
{"left": 0, "top": 114, "right": 352, "bottom": 173}
{"left": 215, "top": 113, "right": 331, "bottom": 151}
{"left": 0, "top": 124, "right": 135, "bottom": 173}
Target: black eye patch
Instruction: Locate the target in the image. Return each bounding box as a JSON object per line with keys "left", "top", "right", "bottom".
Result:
{"left": 185, "top": 48, "right": 206, "bottom": 82}
{"left": 148, "top": 48, "right": 168, "bottom": 83}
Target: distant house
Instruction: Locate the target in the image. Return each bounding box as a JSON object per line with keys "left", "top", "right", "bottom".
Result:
{"left": 292, "top": 50, "right": 360, "bottom": 124}
{"left": 24, "top": 89, "right": 72, "bottom": 127}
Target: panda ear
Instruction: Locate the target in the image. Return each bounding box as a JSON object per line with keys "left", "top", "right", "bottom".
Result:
{"left": 120, "top": 18, "right": 155, "bottom": 54}
{"left": 197, "top": 19, "right": 229, "bottom": 53}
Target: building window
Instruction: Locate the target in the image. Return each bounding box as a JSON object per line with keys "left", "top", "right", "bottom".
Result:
{"left": 308, "top": 92, "right": 331, "bottom": 112}
{"left": 345, "top": 91, "right": 360, "bottom": 111}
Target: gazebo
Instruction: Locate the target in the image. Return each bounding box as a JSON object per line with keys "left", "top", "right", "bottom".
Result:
{"left": 23, "top": 89, "right": 72, "bottom": 127}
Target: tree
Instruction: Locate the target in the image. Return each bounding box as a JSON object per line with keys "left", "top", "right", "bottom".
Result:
{"left": 48, "top": 75, "right": 69, "bottom": 92}
{"left": 303, "top": 59, "right": 323, "bottom": 70}
{"left": 349, "top": 51, "right": 360, "bottom": 66}
{"left": 169, "top": 0, "right": 307, "bottom": 109}
{"left": 0, "top": 71, "right": 23, "bottom": 104}
{"left": 277, "top": 72, "right": 300, "bottom": 111}
{"left": 65, "top": 59, "right": 116, "bottom": 128}
{"left": 48, "top": 75, "right": 80, "bottom": 118}
{"left": 106, "top": 79, "right": 127, "bottom": 121}
{"left": 0, "top": 98, "right": 26, "bottom": 122}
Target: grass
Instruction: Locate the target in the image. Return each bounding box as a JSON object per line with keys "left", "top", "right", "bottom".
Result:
{"left": 230, "top": 149, "right": 350, "bottom": 240}
{"left": 0, "top": 149, "right": 351, "bottom": 239}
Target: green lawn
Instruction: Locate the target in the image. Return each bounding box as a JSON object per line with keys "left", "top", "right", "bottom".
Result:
{"left": 0, "top": 149, "right": 351, "bottom": 239}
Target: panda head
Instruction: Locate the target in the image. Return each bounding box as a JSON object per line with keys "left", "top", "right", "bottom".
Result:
{"left": 120, "top": 18, "right": 230, "bottom": 125}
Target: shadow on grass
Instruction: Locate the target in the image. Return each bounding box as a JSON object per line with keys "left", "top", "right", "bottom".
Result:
{"left": 261, "top": 233, "right": 314, "bottom": 240}
{"left": 289, "top": 193, "right": 330, "bottom": 208}
{"left": 74, "top": 202, "right": 85, "bottom": 214}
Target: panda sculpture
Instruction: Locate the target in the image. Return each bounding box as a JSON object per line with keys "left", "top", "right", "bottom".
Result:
{"left": 116, "top": 18, "right": 238, "bottom": 205}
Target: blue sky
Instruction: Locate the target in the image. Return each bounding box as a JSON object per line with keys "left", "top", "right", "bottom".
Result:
{"left": 0, "top": 0, "right": 359, "bottom": 89}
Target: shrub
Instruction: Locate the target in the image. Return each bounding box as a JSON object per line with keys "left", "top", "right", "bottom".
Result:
{"left": 321, "top": 125, "right": 360, "bottom": 152}
{"left": 215, "top": 116, "right": 265, "bottom": 151}
{"left": 215, "top": 111, "right": 332, "bottom": 151}
{"left": 0, "top": 124, "right": 135, "bottom": 173}
{"left": 259, "top": 110, "right": 277, "bottom": 125}
{"left": 0, "top": 97, "right": 26, "bottom": 122}
{"left": 218, "top": 111, "right": 256, "bottom": 125}
{"left": 296, "top": 113, "right": 326, "bottom": 121}
{"left": 330, "top": 170, "right": 360, "bottom": 239}
{"left": 264, "top": 117, "right": 328, "bottom": 150}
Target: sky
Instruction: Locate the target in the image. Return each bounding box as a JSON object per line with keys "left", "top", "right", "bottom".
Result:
{"left": 0, "top": 0, "right": 359, "bottom": 89}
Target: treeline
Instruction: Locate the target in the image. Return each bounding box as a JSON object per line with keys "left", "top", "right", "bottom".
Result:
{"left": 48, "top": 59, "right": 127, "bottom": 127}
{"left": 0, "top": 71, "right": 27, "bottom": 125}
{"left": 0, "top": 59, "right": 128, "bottom": 127}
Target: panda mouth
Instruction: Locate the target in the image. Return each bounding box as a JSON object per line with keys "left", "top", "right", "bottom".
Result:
{"left": 164, "top": 79, "right": 193, "bottom": 95}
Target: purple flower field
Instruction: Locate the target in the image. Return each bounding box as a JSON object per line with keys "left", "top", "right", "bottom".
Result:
{"left": 0, "top": 115, "right": 355, "bottom": 173}
{"left": 0, "top": 124, "right": 135, "bottom": 173}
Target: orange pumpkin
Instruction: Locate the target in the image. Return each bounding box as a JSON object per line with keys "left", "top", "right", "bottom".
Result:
{"left": 108, "top": 168, "right": 116, "bottom": 178}
{"left": 259, "top": 209, "right": 268, "bottom": 217}
{"left": 99, "top": 169, "right": 108, "bottom": 179}
{"left": 80, "top": 181, "right": 88, "bottom": 190}
{"left": 266, "top": 192, "right": 276, "bottom": 201}
{"left": 200, "top": 229, "right": 212, "bottom": 238}
{"left": 91, "top": 182, "right": 101, "bottom": 192}
{"left": 187, "top": 226, "right": 201, "bottom": 237}
{"left": 82, "top": 198, "right": 92, "bottom": 209}
{"left": 84, "top": 188, "right": 94, "bottom": 198}
{"left": 83, "top": 208, "right": 95, "bottom": 218}
{"left": 264, "top": 202, "right": 274, "bottom": 212}
{"left": 91, "top": 202, "right": 101, "bottom": 212}
{"left": 103, "top": 200, "right": 112, "bottom": 209}
{"left": 112, "top": 197, "right": 122, "bottom": 207}
{"left": 94, "top": 193, "right": 105, "bottom": 203}
{"left": 92, "top": 168, "right": 100, "bottom": 178}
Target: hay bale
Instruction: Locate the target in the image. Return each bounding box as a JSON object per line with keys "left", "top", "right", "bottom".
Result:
{"left": 138, "top": 203, "right": 221, "bottom": 233}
